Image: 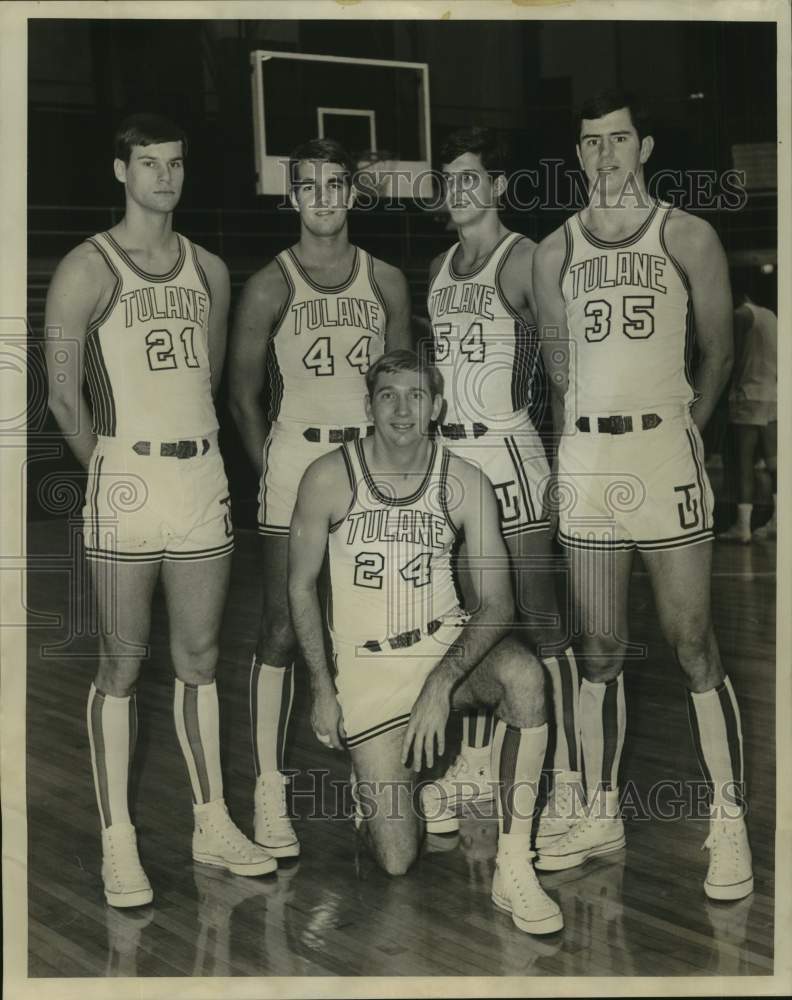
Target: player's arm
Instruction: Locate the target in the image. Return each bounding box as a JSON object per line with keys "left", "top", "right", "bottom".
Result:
{"left": 227, "top": 262, "right": 288, "bottom": 478}
{"left": 401, "top": 460, "right": 514, "bottom": 771}
{"left": 44, "top": 245, "right": 107, "bottom": 469}
{"left": 195, "top": 246, "right": 231, "bottom": 397}
{"left": 665, "top": 212, "right": 734, "bottom": 431}
{"left": 533, "top": 228, "right": 570, "bottom": 436}
{"left": 288, "top": 453, "right": 348, "bottom": 750}
{"left": 532, "top": 229, "right": 571, "bottom": 521}
{"left": 499, "top": 236, "right": 539, "bottom": 323}
{"left": 373, "top": 258, "right": 413, "bottom": 351}
{"left": 427, "top": 251, "right": 445, "bottom": 288}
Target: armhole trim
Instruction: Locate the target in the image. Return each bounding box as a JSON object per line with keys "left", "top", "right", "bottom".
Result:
{"left": 329, "top": 445, "right": 358, "bottom": 533}
{"left": 85, "top": 237, "right": 123, "bottom": 334}
{"left": 366, "top": 252, "right": 390, "bottom": 334}
{"left": 271, "top": 255, "right": 296, "bottom": 340}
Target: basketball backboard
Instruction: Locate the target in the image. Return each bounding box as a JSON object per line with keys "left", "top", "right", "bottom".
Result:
{"left": 250, "top": 50, "right": 432, "bottom": 198}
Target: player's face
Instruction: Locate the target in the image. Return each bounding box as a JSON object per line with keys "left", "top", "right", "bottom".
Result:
{"left": 366, "top": 369, "right": 442, "bottom": 448}
{"left": 290, "top": 160, "right": 354, "bottom": 236}
{"left": 442, "top": 152, "right": 502, "bottom": 225}
{"left": 576, "top": 107, "right": 653, "bottom": 196}
{"left": 114, "top": 141, "right": 185, "bottom": 214}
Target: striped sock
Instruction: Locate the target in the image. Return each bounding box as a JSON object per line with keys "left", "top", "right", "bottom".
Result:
{"left": 492, "top": 720, "right": 548, "bottom": 836}
{"left": 687, "top": 677, "right": 745, "bottom": 817}
{"left": 174, "top": 679, "right": 224, "bottom": 805}
{"left": 462, "top": 709, "right": 494, "bottom": 750}
{"left": 543, "top": 647, "right": 580, "bottom": 773}
{"left": 580, "top": 674, "right": 626, "bottom": 804}
{"left": 87, "top": 683, "right": 137, "bottom": 829}
{"left": 250, "top": 659, "right": 294, "bottom": 776}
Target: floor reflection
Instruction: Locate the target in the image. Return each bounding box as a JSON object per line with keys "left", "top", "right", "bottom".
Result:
{"left": 103, "top": 905, "right": 154, "bottom": 977}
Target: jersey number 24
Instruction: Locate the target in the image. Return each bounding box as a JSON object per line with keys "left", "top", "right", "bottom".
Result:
{"left": 354, "top": 551, "right": 433, "bottom": 589}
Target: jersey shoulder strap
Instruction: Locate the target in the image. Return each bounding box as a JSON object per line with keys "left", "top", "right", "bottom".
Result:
{"left": 329, "top": 443, "right": 360, "bottom": 532}
{"left": 360, "top": 249, "right": 390, "bottom": 329}
{"left": 491, "top": 230, "right": 525, "bottom": 268}
{"left": 432, "top": 243, "right": 459, "bottom": 288}
{"left": 437, "top": 445, "right": 461, "bottom": 535}
{"left": 275, "top": 247, "right": 301, "bottom": 287}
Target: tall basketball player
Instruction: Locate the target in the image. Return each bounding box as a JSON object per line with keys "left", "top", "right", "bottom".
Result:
{"left": 421, "top": 128, "right": 581, "bottom": 844}
{"left": 289, "top": 349, "right": 563, "bottom": 935}
{"left": 228, "top": 138, "right": 412, "bottom": 858}
{"left": 532, "top": 91, "right": 752, "bottom": 901}
{"left": 46, "top": 114, "right": 274, "bottom": 908}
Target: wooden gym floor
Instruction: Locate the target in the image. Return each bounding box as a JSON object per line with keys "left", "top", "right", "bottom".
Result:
{"left": 25, "top": 518, "right": 775, "bottom": 979}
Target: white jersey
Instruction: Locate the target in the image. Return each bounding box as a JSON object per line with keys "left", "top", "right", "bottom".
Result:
{"left": 427, "top": 232, "right": 540, "bottom": 428}
{"left": 328, "top": 440, "right": 460, "bottom": 645}
{"left": 266, "top": 247, "right": 387, "bottom": 427}
{"left": 85, "top": 231, "right": 217, "bottom": 438}
{"left": 560, "top": 201, "right": 694, "bottom": 414}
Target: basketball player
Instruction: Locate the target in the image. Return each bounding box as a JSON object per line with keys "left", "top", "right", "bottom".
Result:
{"left": 718, "top": 287, "right": 777, "bottom": 542}
{"left": 228, "top": 138, "right": 411, "bottom": 859}
{"left": 45, "top": 114, "right": 274, "bottom": 908}
{"left": 422, "top": 128, "right": 581, "bottom": 844}
{"left": 532, "top": 90, "right": 752, "bottom": 901}
{"left": 289, "top": 349, "right": 563, "bottom": 935}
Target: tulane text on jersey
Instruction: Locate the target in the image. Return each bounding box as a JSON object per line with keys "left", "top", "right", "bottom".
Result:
{"left": 287, "top": 296, "right": 383, "bottom": 336}
{"left": 119, "top": 285, "right": 209, "bottom": 327}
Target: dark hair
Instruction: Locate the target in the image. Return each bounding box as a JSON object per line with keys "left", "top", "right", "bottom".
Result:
{"left": 576, "top": 90, "right": 653, "bottom": 143}
{"left": 114, "top": 113, "right": 188, "bottom": 164}
{"left": 289, "top": 138, "right": 356, "bottom": 189}
{"left": 365, "top": 349, "right": 444, "bottom": 401}
{"left": 439, "top": 126, "right": 508, "bottom": 176}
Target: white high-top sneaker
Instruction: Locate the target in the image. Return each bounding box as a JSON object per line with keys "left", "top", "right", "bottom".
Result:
{"left": 193, "top": 799, "right": 277, "bottom": 876}
{"left": 534, "top": 770, "right": 586, "bottom": 850}
{"left": 491, "top": 834, "right": 564, "bottom": 935}
{"left": 535, "top": 790, "right": 625, "bottom": 871}
{"left": 703, "top": 810, "right": 754, "bottom": 901}
{"left": 254, "top": 771, "right": 300, "bottom": 859}
{"left": 420, "top": 745, "right": 495, "bottom": 833}
{"left": 101, "top": 823, "right": 153, "bottom": 908}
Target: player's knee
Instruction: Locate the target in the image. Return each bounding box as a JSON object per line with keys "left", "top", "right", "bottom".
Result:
{"left": 258, "top": 616, "right": 297, "bottom": 659}
{"left": 171, "top": 634, "right": 219, "bottom": 682}
{"left": 377, "top": 838, "right": 419, "bottom": 877}
{"left": 670, "top": 628, "right": 715, "bottom": 671}
{"left": 580, "top": 637, "right": 625, "bottom": 679}
{"left": 498, "top": 656, "right": 545, "bottom": 704}
{"left": 495, "top": 656, "right": 545, "bottom": 727}
{"left": 96, "top": 657, "right": 142, "bottom": 697}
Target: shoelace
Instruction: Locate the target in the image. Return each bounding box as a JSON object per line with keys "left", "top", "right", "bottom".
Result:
{"left": 703, "top": 821, "right": 744, "bottom": 860}
{"left": 546, "top": 781, "right": 574, "bottom": 813}
{"left": 445, "top": 754, "right": 470, "bottom": 782}
{"left": 501, "top": 854, "right": 546, "bottom": 902}
{"left": 209, "top": 808, "right": 260, "bottom": 858}
{"left": 259, "top": 776, "right": 289, "bottom": 829}
{"left": 109, "top": 831, "right": 145, "bottom": 874}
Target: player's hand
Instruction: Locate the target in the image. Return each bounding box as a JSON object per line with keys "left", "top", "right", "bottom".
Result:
{"left": 401, "top": 674, "right": 452, "bottom": 772}
{"left": 311, "top": 690, "right": 346, "bottom": 751}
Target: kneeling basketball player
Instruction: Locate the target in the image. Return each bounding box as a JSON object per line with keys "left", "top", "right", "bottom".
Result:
{"left": 288, "top": 350, "right": 563, "bottom": 935}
